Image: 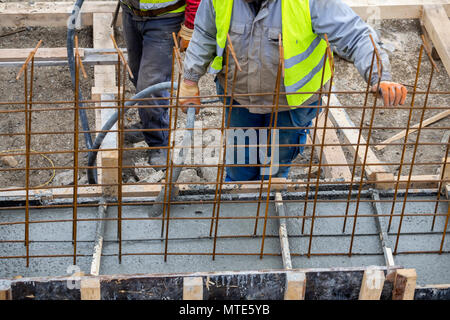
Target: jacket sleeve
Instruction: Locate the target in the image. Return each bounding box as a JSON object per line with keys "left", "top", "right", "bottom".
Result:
{"left": 310, "top": 0, "right": 392, "bottom": 86}
{"left": 183, "top": 0, "right": 218, "bottom": 82}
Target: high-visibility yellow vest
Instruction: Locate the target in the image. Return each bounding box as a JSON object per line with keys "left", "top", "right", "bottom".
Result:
{"left": 121, "top": 0, "right": 186, "bottom": 14}
{"left": 210, "top": 0, "right": 332, "bottom": 107}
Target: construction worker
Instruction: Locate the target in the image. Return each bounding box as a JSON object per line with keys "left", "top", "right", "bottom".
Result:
{"left": 120, "top": 0, "right": 187, "bottom": 167}
{"left": 179, "top": 0, "right": 408, "bottom": 182}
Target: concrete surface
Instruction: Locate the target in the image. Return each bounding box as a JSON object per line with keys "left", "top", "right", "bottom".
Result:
{"left": 0, "top": 192, "right": 449, "bottom": 286}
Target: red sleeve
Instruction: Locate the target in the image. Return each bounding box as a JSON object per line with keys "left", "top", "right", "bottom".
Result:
{"left": 184, "top": 0, "right": 201, "bottom": 29}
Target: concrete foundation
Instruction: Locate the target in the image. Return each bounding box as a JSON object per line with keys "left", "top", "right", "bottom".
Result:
{"left": 0, "top": 190, "right": 449, "bottom": 286}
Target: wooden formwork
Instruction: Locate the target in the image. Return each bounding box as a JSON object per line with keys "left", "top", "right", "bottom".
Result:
{"left": 1, "top": 266, "right": 446, "bottom": 300}
{"left": 0, "top": 1, "right": 449, "bottom": 300}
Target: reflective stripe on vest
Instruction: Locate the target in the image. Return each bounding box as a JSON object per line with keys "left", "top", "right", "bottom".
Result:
{"left": 209, "top": 0, "right": 233, "bottom": 73}
{"left": 122, "top": 0, "right": 185, "bottom": 13}
{"left": 210, "top": 0, "right": 332, "bottom": 107}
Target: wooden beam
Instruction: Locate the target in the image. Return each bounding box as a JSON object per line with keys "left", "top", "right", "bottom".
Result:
{"left": 375, "top": 110, "right": 450, "bottom": 151}
{"left": 439, "top": 156, "right": 450, "bottom": 194}
{"left": 93, "top": 14, "right": 116, "bottom": 89}
{"left": 358, "top": 268, "right": 385, "bottom": 300}
{"left": 394, "top": 174, "right": 440, "bottom": 190}
{"left": 0, "top": 174, "right": 441, "bottom": 200}
{"left": 373, "top": 172, "right": 395, "bottom": 190}
{"left": 0, "top": 48, "right": 126, "bottom": 68}
{"left": 81, "top": 278, "right": 101, "bottom": 300}
{"left": 0, "top": 281, "right": 12, "bottom": 300}
{"left": 0, "top": 1, "right": 120, "bottom": 28}
{"left": 0, "top": 48, "right": 84, "bottom": 62}
{"left": 0, "top": 1, "right": 449, "bottom": 28}
{"left": 90, "top": 203, "right": 107, "bottom": 276}
{"left": 344, "top": 0, "right": 450, "bottom": 20}
{"left": 327, "top": 94, "right": 388, "bottom": 179}
{"left": 312, "top": 112, "right": 352, "bottom": 181}
{"left": 95, "top": 93, "right": 119, "bottom": 197}
{"left": 183, "top": 277, "right": 203, "bottom": 300}
{"left": 422, "top": 4, "right": 450, "bottom": 76}
{"left": 275, "top": 192, "right": 292, "bottom": 270}
{"left": 284, "top": 271, "right": 306, "bottom": 300}
{"left": 92, "top": 13, "right": 119, "bottom": 197}
{"left": 392, "top": 269, "right": 417, "bottom": 300}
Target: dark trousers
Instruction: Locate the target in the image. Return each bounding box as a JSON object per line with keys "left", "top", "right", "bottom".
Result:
{"left": 122, "top": 11, "right": 183, "bottom": 147}
{"left": 216, "top": 80, "right": 320, "bottom": 182}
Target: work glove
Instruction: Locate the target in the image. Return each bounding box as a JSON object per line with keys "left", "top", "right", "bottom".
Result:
{"left": 178, "top": 24, "right": 193, "bottom": 52}
{"left": 180, "top": 37, "right": 190, "bottom": 52}
{"left": 371, "top": 81, "right": 407, "bottom": 107}
{"left": 179, "top": 79, "right": 202, "bottom": 114}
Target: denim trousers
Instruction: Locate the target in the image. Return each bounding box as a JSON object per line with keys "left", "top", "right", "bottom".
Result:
{"left": 216, "top": 80, "right": 320, "bottom": 182}
{"left": 122, "top": 11, "right": 183, "bottom": 147}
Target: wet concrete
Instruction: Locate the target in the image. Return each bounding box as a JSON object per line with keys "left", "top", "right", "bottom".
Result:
{"left": 0, "top": 192, "right": 449, "bottom": 286}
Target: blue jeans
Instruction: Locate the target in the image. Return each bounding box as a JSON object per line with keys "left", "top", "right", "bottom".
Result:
{"left": 216, "top": 80, "right": 320, "bottom": 182}
{"left": 122, "top": 11, "right": 183, "bottom": 147}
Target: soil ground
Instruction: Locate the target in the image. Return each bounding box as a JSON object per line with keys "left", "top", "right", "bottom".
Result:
{"left": 0, "top": 4, "right": 449, "bottom": 189}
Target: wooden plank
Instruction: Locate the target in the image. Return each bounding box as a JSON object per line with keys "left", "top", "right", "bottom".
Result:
{"left": 375, "top": 110, "right": 450, "bottom": 151}
{"left": 270, "top": 177, "right": 287, "bottom": 191}
{"left": 0, "top": 175, "right": 440, "bottom": 200}
{"left": 415, "top": 284, "right": 450, "bottom": 300}
{"left": 374, "top": 172, "right": 395, "bottom": 190}
{"left": 327, "top": 94, "right": 388, "bottom": 179}
{"left": 0, "top": 1, "right": 120, "bottom": 28}
{"left": 422, "top": 5, "right": 450, "bottom": 76}
{"left": 94, "top": 93, "right": 119, "bottom": 196}
{"left": 439, "top": 156, "right": 450, "bottom": 194}
{"left": 420, "top": 18, "right": 441, "bottom": 62}
{"left": 93, "top": 13, "right": 118, "bottom": 197}
{"left": 1, "top": 1, "right": 448, "bottom": 27}
{"left": 80, "top": 278, "right": 101, "bottom": 300}
{"left": 284, "top": 271, "right": 306, "bottom": 300}
{"left": 90, "top": 203, "right": 107, "bottom": 276}
{"left": 9, "top": 267, "right": 399, "bottom": 300}
{"left": 358, "top": 268, "right": 385, "bottom": 300}
{"left": 312, "top": 112, "right": 352, "bottom": 181}
{"left": 0, "top": 281, "right": 12, "bottom": 300}
{"left": 275, "top": 192, "right": 292, "bottom": 270}
{"left": 345, "top": 0, "right": 450, "bottom": 20}
{"left": 394, "top": 174, "right": 440, "bottom": 189}
{"left": 93, "top": 13, "right": 116, "bottom": 89}
{"left": 392, "top": 269, "right": 417, "bottom": 300}
{"left": 183, "top": 277, "right": 203, "bottom": 300}
{"left": 371, "top": 191, "right": 396, "bottom": 269}
{"left": 0, "top": 48, "right": 84, "bottom": 62}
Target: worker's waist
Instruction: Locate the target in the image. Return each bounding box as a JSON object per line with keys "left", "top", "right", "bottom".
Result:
{"left": 124, "top": 0, "right": 185, "bottom": 18}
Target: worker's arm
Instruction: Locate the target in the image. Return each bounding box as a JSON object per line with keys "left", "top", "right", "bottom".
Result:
{"left": 183, "top": 0, "right": 217, "bottom": 83}
{"left": 310, "top": 0, "right": 407, "bottom": 106}
{"left": 180, "top": 0, "right": 217, "bottom": 110}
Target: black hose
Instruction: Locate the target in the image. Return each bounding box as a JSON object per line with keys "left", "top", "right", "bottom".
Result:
{"left": 68, "top": 0, "right": 97, "bottom": 182}
{"left": 87, "top": 82, "right": 176, "bottom": 184}
{"left": 85, "top": 80, "right": 221, "bottom": 185}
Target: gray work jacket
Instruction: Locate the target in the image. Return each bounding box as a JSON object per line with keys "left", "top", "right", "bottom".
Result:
{"left": 184, "top": 0, "right": 392, "bottom": 114}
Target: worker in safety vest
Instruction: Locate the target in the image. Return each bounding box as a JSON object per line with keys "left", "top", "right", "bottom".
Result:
{"left": 120, "top": 0, "right": 199, "bottom": 167}
{"left": 179, "top": 0, "right": 408, "bottom": 182}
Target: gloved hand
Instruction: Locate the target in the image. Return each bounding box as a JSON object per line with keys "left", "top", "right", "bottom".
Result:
{"left": 178, "top": 24, "right": 193, "bottom": 52}
{"left": 371, "top": 81, "right": 407, "bottom": 107}
{"left": 180, "top": 37, "right": 190, "bottom": 52}
{"left": 179, "top": 79, "right": 202, "bottom": 114}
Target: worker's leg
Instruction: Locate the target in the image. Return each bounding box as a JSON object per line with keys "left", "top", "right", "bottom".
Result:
{"left": 216, "top": 80, "right": 263, "bottom": 181}
{"left": 261, "top": 102, "right": 321, "bottom": 179}
{"left": 137, "top": 15, "right": 183, "bottom": 150}
{"left": 224, "top": 106, "right": 266, "bottom": 181}
{"left": 121, "top": 10, "right": 143, "bottom": 88}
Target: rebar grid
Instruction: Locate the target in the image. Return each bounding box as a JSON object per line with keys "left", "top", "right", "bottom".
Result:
{"left": 0, "top": 33, "right": 449, "bottom": 269}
